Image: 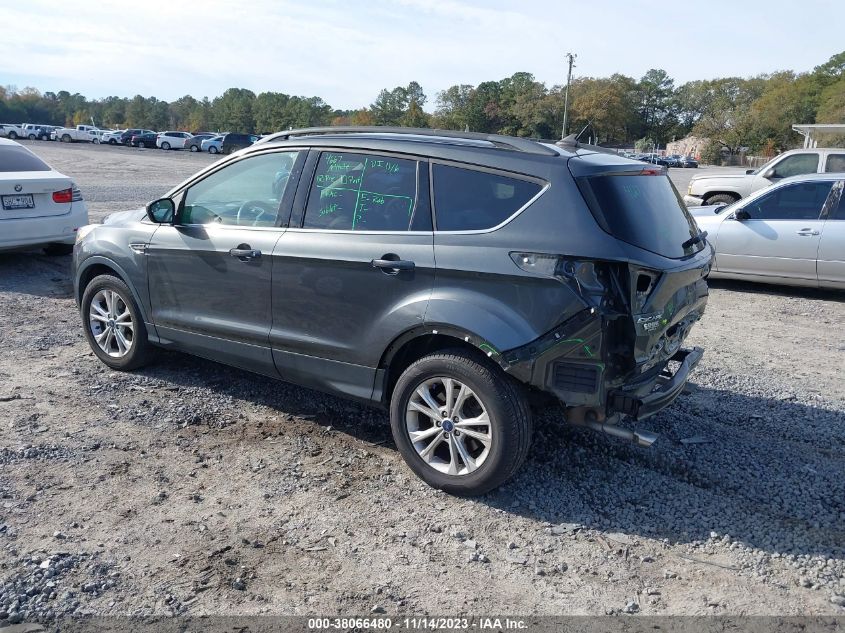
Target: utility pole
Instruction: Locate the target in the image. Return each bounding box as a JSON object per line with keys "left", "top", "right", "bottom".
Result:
{"left": 561, "top": 52, "right": 577, "bottom": 139}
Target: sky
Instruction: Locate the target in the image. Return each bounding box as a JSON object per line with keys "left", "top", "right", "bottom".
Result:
{"left": 1, "top": 0, "right": 844, "bottom": 110}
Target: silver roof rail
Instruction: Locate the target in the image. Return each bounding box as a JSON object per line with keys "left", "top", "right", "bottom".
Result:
{"left": 256, "top": 126, "right": 559, "bottom": 156}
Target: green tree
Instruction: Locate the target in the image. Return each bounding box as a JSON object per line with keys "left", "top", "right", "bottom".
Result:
{"left": 212, "top": 88, "right": 256, "bottom": 133}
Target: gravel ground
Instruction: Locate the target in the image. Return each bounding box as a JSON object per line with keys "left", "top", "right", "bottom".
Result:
{"left": 1, "top": 142, "right": 844, "bottom": 620}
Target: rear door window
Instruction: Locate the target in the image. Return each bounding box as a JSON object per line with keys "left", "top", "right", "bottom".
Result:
{"left": 432, "top": 164, "right": 542, "bottom": 231}
{"left": 303, "top": 152, "right": 419, "bottom": 231}
{"left": 825, "top": 154, "right": 845, "bottom": 172}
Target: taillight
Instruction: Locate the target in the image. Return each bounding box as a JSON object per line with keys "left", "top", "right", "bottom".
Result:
{"left": 72, "top": 185, "right": 83, "bottom": 201}
{"left": 52, "top": 188, "right": 73, "bottom": 203}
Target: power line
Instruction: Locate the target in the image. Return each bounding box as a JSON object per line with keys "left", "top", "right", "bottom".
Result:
{"left": 561, "top": 52, "right": 577, "bottom": 139}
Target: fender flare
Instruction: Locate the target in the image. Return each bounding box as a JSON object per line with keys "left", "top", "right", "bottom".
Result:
{"left": 75, "top": 255, "right": 151, "bottom": 324}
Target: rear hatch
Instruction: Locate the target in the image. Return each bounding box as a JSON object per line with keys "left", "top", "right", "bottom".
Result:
{"left": 0, "top": 144, "right": 75, "bottom": 219}
{"left": 568, "top": 153, "right": 711, "bottom": 374}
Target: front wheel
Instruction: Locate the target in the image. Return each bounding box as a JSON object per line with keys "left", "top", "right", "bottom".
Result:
{"left": 92, "top": 138, "right": 100, "bottom": 144}
{"left": 81, "top": 274, "right": 154, "bottom": 371}
{"left": 208, "top": 146, "right": 218, "bottom": 154}
{"left": 190, "top": 144, "right": 198, "bottom": 152}
{"left": 7, "top": 131, "right": 17, "bottom": 139}
{"left": 390, "top": 350, "right": 532, "bottom": 496}
{"left": 704, "top": 193, "right": 739, "bottom": 206}
{"left": 28, "top": 134, "right": 36, "bottom": 140}
{"left": 61, "top": 134, "right": 71, "bottom": 143}
{"left": 161, "top": 141, "right": 170, "bottom": 150}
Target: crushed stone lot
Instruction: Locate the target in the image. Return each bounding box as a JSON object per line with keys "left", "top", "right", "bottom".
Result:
{"left": 1, "top": 141, "right": 844, "bottom": 620}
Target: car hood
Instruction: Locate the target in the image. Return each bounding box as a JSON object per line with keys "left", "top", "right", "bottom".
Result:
{"left": 103, "top": 208, "right": 146, "bottom": 226}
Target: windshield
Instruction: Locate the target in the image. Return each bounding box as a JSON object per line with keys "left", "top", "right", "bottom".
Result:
{"left": 577, "top": 174, "right": 704, "bottom": 259}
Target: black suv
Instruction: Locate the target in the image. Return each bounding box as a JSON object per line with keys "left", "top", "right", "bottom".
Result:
{"left": 72, "top": 127, "right": 712, "bottom": 495}
{"left": 220, "top": 133, "right": 259, "bottom": 154}
{"left": 120, "top": 129, "right": 154, "bottom": 145}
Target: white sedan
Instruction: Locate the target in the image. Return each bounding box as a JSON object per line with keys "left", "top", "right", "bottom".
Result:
{"left": 692, "top": 172, "right": 844, "bottom": 289}
{"left": 0, "top": 138, "right": 89, "bottom": 254}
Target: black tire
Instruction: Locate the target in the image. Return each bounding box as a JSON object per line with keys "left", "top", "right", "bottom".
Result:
{"left": 190, "top": 144, "right": 198, "bottom": 152}
{"left": 7, "top": 131, "right": 17, "bottom": 139}
{"left": 61, "top": 134, "right": 71, "bottom": 143}
{"left": 28, "top": 134, "right": 36, "bottom": 140}
{"left": 43, "top": 243, "right": 73, "bottom": 256}
{"left": 209, "top": 146, "right": 218, "bottom": 154}
{"left": 109, "top": 139, "right": 117, "bottom": 145}
{"left": 161, "top": 141, "right": 170, "bottom": 150}
{"left": 80, "top": 274, "right": 154, "bottom": 371}
{"left": 704, "top": 193, "right": 739, "bottom": 206}
{"left": 389, "top": 349, "right": 532, "bottom": 496}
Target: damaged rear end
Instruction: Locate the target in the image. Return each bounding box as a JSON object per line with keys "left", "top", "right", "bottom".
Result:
{"left": 503, "top": 154, "right": 712, "bottom": 444}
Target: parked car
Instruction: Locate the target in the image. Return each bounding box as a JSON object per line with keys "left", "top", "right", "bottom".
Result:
{"left": 73, "top": 126, "right": 712, "bottom": 495}
{"left": 24, "top": 125, "right": 57, "bottom": 141}
{"left": 201, "top": 135, "right": 223, "bottom": 154}
{"left": 0, "top": 138, "right": 88, "bottom": 255}
{"left": 0, "top": 124, "right": 25, "bottom": 139}
{"left": 684, "top": 147, "right": 845, "bottom": 206}
{"left": 678, "top": 155, "right": 699, "bottom": 168}
{"left": 691, "top": 173, "right": 843, "bottom": 289}
{"left": 130, "top": 132, "right": 158, "bottom": 148}
{"left": 156, "top": 131, "right": 193, "bottom": 150}
{"left": 101, "top": 130, "right": 125, "bottom": 145}
{"left": 663, "top": 155, "right": 683, "bottom": 168}
{"left": 185, "top": 133, "right": 217, "bottom": 152}
{"left": 54, "top": 125, "right": 102, "bottom": 143}
{"left": 220, "top": 133, "right": 259, "bottom": 154}
{"left": 119, "top": 129, "right": 155, "bottom": 146}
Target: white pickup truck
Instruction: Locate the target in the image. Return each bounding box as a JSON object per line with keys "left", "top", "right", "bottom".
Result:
{"left": 53, "top": 125, "right": 102, "bottom": 143}
{"left": 0, "top": 124, "right": 25, "bottom": 139}
{"left": 683, "top": 147, "right": 845, "bottom": 206}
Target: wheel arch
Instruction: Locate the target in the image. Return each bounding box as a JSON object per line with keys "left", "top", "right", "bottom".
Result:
{"left": 702, "top": 190, "right": 741, "bottom": 204}
{"left": 376, "top": 325, "right": 510, "bottom": 405}
{"left": 76, "top": 256, "right": 150, "bottom": 324}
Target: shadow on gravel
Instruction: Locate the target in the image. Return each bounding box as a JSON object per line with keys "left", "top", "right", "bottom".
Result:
{"left": 487, "top": 383, "right": 845, "bottom": 561}
{"left": 0, "top": 251, "right": 74, "bottom": 299}
{"left": 707, "top": 278, "right": 845, "bottom": 302}
{"left": 130, "top": 347, "right": 845, "bottom": 561}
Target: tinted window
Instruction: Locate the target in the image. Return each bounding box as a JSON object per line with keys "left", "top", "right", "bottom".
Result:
{"left": 182, "top": 151, "right": 299, "bottom": 227}
{"left": 829, "top": 183, "right": 844, "bottom": 219}
{"left": 771, "top": 153, "right": 819, "bottom": 178}
{"left": 826, "top": 154, "right": 845, "bottom": 172}
{"left": 432, "top": 164, "right": 542, "bottom": 231}
{"left": 577, "top": 174, "right": 702, "bottom": 259}
{"left": 303, "top": 152, "right": 418, "bottom": 231}
{"left": 0, "top": 146, "right": 51, "bottom": 172}
{"left": 744, "top": 181, "right": 832, "bottom": 221}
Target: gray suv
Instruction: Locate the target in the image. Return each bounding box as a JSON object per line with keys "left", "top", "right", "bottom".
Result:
{"left": 73, "top": 127, "right": 713, "bottom": 495}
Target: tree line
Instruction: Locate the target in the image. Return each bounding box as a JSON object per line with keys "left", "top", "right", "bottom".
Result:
{"left": 1, "top": 50, "right": 842, "bottom": 156}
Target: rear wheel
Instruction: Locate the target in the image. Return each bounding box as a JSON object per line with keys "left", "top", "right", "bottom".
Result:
{"left": 7, "top": 131, "right": 17, "bottom": 139}
{"left": 109, "top": 139, "right": 117, "bottom": 145}
{"left": 61, "top": 134, "right": 71, "bottom": 143}
{"left": 190, "top": 144, "right": 198, "bottom": 152}
{"left": 389, "top": 350, "right": 532, "bottom": 496}
{"left": 81, "top": 274, "right": 153, "bottom": 371}
{"left": 704, "top": 193, "right": 739, "bottom": 206}
{"left": 28, "top": 134, "right": 36, "bottom": 140}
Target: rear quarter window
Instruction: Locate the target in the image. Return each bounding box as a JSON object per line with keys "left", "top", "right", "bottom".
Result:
{"left": 432, "top": 164, "right": 543, "bottom": 231}
{"left": 0, "top": 146, "right": 51, "bottom": 172}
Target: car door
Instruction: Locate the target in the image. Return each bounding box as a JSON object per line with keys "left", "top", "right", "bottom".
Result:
{"left": 713, "top": 179, "right": 833, "bottom": 285}
{"left": 147, "top": 149, "right": 304, "bottom": 375}
{"left": 271, "top": 149, "right": 435, "bottom": 401}
{"left": 817, "top": 180, "right": 845, "bottom": 289}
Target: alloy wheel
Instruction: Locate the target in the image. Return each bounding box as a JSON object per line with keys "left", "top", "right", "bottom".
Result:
{"left": 88, "top": 289, "right": 134, "bottom": 358}
{"left": 405, "top": 377, "right": 492, "bottom": 476}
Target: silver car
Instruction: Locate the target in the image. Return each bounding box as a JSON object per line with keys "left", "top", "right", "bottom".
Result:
{"left": 691, "top": 172, "right": 844, "bottom": 289}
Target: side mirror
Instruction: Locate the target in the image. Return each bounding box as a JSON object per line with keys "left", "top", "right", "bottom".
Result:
{"left": 763, "top": 168, "right": 776, "bottom": 179}
{"left": 146, "top": 198, "right": 175, "bottom": 223}
{"left": 734, "top": 209, "right": 751, "bottom": 221}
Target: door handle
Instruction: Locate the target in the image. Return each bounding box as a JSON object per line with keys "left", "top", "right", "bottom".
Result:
{"left": 796, "top": 229, "right": 820, "bottom": 236}
{"left": 229, "top": 247, "right": 261, "bottom": 260}
{"left": 371, "top": 258, "right": 415, "bottom": 272}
